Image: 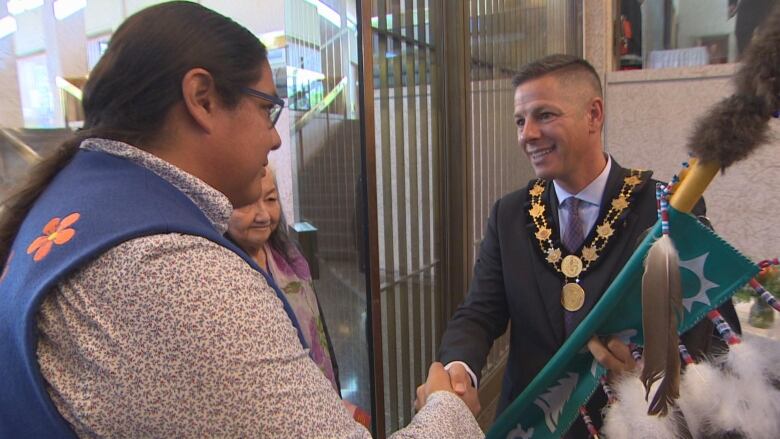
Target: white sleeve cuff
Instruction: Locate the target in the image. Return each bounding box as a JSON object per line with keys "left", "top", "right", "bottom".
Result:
{"left": 444, "top": 361, "right": 479, "bottom": 389}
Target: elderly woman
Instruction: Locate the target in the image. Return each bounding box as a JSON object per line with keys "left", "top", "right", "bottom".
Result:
{"left": 227, "top": 167, "right": 339, "bottom": 390}
{"left": 227, "top": 167, "right": 372, "bottom": 427}
{"left": 0, "top": 2, "right": 480, "bottom": 438}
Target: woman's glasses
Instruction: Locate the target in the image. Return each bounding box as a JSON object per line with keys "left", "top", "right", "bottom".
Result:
{"left": 241, "top": 87, "right": 285, "bottom": 128}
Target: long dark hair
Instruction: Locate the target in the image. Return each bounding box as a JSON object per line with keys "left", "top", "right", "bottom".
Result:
{"left": 0, "top": 1, "right": 268, "bottom": 265}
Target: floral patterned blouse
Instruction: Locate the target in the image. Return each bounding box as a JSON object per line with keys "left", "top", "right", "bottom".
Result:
{"left": 33, "top": 138, "right": 483, "bottom": 438}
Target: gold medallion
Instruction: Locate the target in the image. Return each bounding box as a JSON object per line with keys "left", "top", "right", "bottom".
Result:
{"left": 546, "top": 248, "right": 562, "bottom": 264}
{"left": 582, "top": 246, "right": 598, "bottom": 263}
{"left": 561, "top": 255, "right": 583, "bottom": 278}
{"left": 530, "top": 203, "right": 545, "bottom": 218}
{"left": 561, "top": 282, "right": 585, "bottom": 312}
{"left": 530, "top": 185, "right": 545, "bottom": 196}
{"left": 535, "top": 227, "right": 552, "bottom": 241}
{"left": 596, "top": 223, "right": 614, "bottom": 239}
{"left": 611, "top": 196, "right": 629, "bottom": 211}
{"left": 624, "top": 175, "right": 642, "bottom": 186}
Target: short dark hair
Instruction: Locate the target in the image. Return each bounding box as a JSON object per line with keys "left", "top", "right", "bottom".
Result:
{"left": 511, "top": 54, "right": 602, "bottom": 98}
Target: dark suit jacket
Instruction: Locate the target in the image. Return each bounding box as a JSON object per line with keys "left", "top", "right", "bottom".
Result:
{"left": 439, "top": 159, "right": 739, "bottom": 437}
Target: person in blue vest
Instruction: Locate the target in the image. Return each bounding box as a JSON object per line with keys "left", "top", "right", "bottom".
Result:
{"left": 0, "top": 2, "right": 482, "bottom": 438}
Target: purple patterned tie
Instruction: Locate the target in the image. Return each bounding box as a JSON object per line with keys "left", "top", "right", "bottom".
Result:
{"left": 562, "top": 197, "right": 584, "bottom": 253}
{"left": 562, "top": 197, "right": 584, "bottom": 334}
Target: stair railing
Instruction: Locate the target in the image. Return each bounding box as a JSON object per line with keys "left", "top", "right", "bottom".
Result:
{"left": 55, "top": 76, "right": 85, "bottom": 129}
{"left": 0, "top": 128, "right": 42, "bottom": 164}
{"left": 291, "top": 75, "right": 348, "bottom": 133}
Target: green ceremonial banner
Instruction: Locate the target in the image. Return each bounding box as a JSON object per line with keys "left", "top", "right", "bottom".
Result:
{"left": 487, "top": 207, "right": 759, "bottom": 439}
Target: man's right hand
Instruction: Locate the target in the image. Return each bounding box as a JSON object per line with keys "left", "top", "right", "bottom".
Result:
{"left": 587, "top": 335, "right": 637, "bottom": 378}
{"left": 445, "top": 363, "right": 481, "bottom": 416}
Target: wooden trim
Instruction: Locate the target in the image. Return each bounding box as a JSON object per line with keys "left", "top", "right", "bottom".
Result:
{"left": 357, "top": 0, "right": 385, "bottom": 435}
{"left": 441, "top": 0, "right": 473, "bottom": 320}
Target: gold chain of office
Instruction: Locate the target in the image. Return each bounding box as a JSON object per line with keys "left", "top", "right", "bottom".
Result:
{"left": 528, "top": 169, "right": 645, "bottom": 280}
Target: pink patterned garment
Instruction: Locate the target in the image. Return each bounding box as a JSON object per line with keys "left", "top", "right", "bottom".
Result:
{"left": 267, "top": 245, "right": 339, "bottom": 391}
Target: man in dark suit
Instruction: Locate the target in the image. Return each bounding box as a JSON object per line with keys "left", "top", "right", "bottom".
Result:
{"left": 436, "top": 54, "right": 739, "bottom": 437}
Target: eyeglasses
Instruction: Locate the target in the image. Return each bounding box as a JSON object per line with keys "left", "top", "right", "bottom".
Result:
{"left": 241, "top": 86, "right": 285, "bottom": 128}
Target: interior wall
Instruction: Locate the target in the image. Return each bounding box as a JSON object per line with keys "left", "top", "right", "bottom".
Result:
{"left": 604, "top": 65, "right": 780, "bottom": 260}
{"left": 584, "top": 0, "right": 778, "bottom": 262}
{"left": 0, "top": 0, "right": 22, "bottom": 126}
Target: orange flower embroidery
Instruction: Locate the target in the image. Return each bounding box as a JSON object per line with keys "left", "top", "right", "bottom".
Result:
{"left": 27, "top": 213, "right": 80, "bottom": 262}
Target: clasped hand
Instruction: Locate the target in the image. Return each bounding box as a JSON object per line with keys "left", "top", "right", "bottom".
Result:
{"left": 413, "top": 337, "right": 632, "bottom": 416}
{"left": 414, "top": 362, "right": 481, "bottom": 416}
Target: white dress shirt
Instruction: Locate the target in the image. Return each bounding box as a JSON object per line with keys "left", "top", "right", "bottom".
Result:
{"left": 554, "top": 155, "right": 612, "bottom": 240}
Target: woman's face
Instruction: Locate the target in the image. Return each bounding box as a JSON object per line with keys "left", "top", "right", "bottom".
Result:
{"left": 228, "top": 170, "right": 281, "bottom": 251}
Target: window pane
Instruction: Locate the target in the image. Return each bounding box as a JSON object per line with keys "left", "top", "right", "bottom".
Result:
{"left": 618, "top": 0, "right": 776, "bottom": 70}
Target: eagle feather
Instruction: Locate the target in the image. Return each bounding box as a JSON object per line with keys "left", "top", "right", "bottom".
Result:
{"left": 641, "top": 235, "right": 683, "bottom": 416}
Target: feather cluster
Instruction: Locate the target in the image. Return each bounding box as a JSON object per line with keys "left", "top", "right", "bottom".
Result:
{"left": 602, "top": 372, "right": 689, "bottom": 439}
{"left": 687, "top": 2, "right": 780, "bottom": 169}
{"left": 640, "top": 235, "right": 683, "bottom": 416}
{"left": 604, "top": 337, "right": 780, "bottom": 439}
{"left": 745, "top": 333, "right": 780, "bottom": 387}
{"left": 677, "top": 336, "right": 780, "bottom": 439}
{"left": 675, "top": 361, "right": 723, "bottom": 438}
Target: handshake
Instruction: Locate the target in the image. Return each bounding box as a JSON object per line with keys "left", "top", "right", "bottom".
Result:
{"left": 414, "top": 336, "right": 636, "bottom": 418}
{"left": 414, "top": 363, "right": 481, "bottom": 416}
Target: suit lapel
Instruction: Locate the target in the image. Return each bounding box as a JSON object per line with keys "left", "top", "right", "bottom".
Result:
{"left": 590, "top": 160, "right": 629, "bottom": 240}
{"left": 567, "top": 160, "right": 653, "bottom": 332}
{"left": 548, "top": 179, "right": 561, "bottom": 232}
